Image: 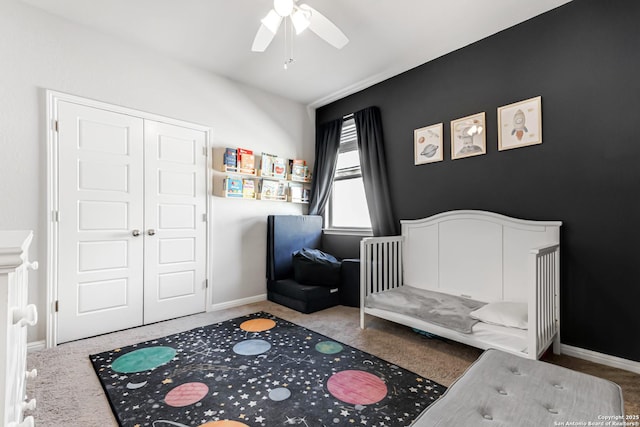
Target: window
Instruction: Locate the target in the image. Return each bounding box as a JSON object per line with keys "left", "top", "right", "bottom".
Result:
{"left": 324, "top": 118, "right": 372, "bottom": 233}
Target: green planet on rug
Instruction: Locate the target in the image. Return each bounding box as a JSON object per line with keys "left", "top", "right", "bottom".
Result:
{"left": 90, "top": 312, "right": 446, "bottom": 427}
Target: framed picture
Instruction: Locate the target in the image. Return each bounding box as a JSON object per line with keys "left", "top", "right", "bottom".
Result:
{"left": 414, "top": 123, "right": 443, "bottom": 165}
{"left": 451, "top": 112, "right": 486, "bottom": 160}
{"left": 498, "top": 96, "right": 542, "bottom": 151}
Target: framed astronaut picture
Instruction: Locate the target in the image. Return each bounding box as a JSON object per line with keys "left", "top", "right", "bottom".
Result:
{"left": 498, "top": 96, "right": 542, "bottom": 151}
{"left": 451, "top": 112, "right": 486, "bottom": 160}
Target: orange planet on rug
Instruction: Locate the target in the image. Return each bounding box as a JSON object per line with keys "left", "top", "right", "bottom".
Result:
{"left": 239, "top": 318, "right": 276, "bottom": 332}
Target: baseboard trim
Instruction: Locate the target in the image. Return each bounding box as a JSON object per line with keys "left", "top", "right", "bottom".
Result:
{"left": 561, "top": 344, "right": 640, "bottom": 374}
{"left": 27, "top": 340, "right": 46, "bottom": 353}
{"left": 208, "top": 294, "right": 267, "bottom": 312}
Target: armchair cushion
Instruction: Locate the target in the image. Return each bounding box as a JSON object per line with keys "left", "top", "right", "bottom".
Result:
{"left": 292, "top": 248, "right": 341, "bottom": 287}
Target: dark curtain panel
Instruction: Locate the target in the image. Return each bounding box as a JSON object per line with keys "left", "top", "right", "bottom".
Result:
{"left": 354, "top": 106, "right": 398, "bottom": 236}
{"left": 308, "top": 118, "right": 342, "bottom": 216}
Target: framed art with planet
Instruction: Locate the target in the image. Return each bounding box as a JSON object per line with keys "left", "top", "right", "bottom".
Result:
{"left": 414, "top": 122, "right": 443, "bottom": 165}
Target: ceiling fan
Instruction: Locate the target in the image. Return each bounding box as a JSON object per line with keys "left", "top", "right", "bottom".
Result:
{"left": 251, "top": 0, "right": 349, "bottom": 53}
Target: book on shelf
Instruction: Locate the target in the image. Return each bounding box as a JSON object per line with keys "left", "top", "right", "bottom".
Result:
{"left": 237, "top": 148, "right": 255, "bottom": 172}
{"left": 276, "top": 180, "right": 287, "bottom": 198}
{"left": 291, "top": 164, "right": 309, "bottom": 181}
{"left": 242, "top": 179, "right": 255, "bottom": 199}
{"left": 272, "top": 157, "right": 287, "bottom": 178}
{"left": 225, "top": 177, "right": 243, "bottom": 198}
{"left": 301, "top": 188, "right": 310, "bottom": 201}
{"left": 223, "top": 148, "right": 237, "bottom": 168}
{"left": 259, "top": 153, "right": 276, "bottom": 177}
{"left": 260, "top": 180, "right": 279, "bottom": 199}
{"left": 289, "top": 183, "right": 303, "bottom": 201}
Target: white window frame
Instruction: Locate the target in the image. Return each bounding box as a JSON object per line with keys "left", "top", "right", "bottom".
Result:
{"left": 324, "top": 118, "right": 373, "bottom": 236}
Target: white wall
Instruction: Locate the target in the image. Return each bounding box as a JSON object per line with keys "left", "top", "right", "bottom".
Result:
{"left": 0, "top": 0, "right": 314, "bottom": 342}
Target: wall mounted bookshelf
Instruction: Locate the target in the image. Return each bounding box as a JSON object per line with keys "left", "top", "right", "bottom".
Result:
{"left": 212, "top": 147, "right": 311, "bottom": 203}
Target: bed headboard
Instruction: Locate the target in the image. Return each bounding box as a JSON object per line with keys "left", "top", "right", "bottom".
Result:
{"left": 401, "top": 210, "right": 561, "bottom": 302}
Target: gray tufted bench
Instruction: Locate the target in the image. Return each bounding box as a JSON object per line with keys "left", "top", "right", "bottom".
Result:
{"left": 414, "top": 349, "right": 624, "bottom": 426}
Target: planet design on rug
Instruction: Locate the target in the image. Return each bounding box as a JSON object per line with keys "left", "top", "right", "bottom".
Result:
{"left": 239, "top": 318, "right": 276, "bottom": 332}
{"left": 268, "top": 387, "right": 292, "bottom": 401}
{"left": 232, "top": 339, "right": 271, "bottom": 355}
{"left": 165, "top": 382, "right": 209, "bottom": 407}
{"left": 199, "top": 421, "right": 249, "bottom": 427}
{"left": 327, "top": 370, "right": 388, "bottom": 405}
{"left": 91, "top": 313, "right": 446, "bottom": 427}
{"left": 151, "top": 422, "right": 248, "bottom": 427}
{"left": 126, "top": 381, "right": 148, "bottom": 390}
{"left": 111, "top": 346, "right": 176, "bottom": 373}
{"left": 315, "top": 340, "right": 343, "bottom": 354}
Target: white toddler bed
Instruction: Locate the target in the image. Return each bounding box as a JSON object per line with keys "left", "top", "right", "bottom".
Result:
{"left": 360, "top": 210, "right": 562, "bottom": 359}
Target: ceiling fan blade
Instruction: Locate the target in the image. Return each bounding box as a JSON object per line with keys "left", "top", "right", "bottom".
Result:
{"left": 252, "top": 23, "right": 278, "bottom": 52}
{"left": 252, "top": 10, "right": 282, "bottom": 52}
{"left": 299, "top": 4, "right": 349, "bottom": 49}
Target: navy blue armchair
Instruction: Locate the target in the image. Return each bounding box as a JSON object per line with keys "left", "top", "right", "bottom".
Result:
{"left": 266, "top": 215, "right": 360, "bottom": 313}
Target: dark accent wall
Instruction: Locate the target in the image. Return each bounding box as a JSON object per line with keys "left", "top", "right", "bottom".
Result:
{"left": 318, "top": 0, "right": 640, "bottom": 362}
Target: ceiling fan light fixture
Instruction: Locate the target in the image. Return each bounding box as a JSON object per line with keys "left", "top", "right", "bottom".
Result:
{"left": 291, "top": 9, "right": 311, "bottom": 34}
{"left": 261, "top": 9, "right": 282, "bottom": 33}
{"left": 273, "top": 0, "right": 294, "bottom": 17}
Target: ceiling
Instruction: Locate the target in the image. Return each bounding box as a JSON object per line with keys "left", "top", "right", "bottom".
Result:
{"left": 22, "top": 0, "right": 571, "bottom": 107}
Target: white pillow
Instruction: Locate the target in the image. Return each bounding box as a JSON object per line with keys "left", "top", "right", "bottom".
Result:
{"left": 470, "top": 301, "right": 528, "bottom": 330}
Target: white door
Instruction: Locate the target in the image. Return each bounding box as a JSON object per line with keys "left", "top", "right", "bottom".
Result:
{"left": 57, "top": 101, "right": 145, "bottom": 343}
{"left": 56, "top": 101, "right": 208, "bottom": 343}
{"left": 143, "top": 121, "right": 207, "bottom": 324}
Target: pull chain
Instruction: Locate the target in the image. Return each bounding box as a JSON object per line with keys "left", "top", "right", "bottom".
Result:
{"left": 283, "top": 18, "right": 294, "bottom": 70}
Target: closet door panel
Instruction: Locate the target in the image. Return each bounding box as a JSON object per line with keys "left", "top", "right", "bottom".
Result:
{"left": 57, "top": 101, "right": 145, "bottom": 343}
{"left": 143, "top": 121, "right": 207, "bottom": 324}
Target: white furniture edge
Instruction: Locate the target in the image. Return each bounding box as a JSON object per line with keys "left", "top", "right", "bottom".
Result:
{"left": 560, "top": 344, "right": 640, "bottom": 375}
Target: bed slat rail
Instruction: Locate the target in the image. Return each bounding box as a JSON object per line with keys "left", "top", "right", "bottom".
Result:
{"left": 360, "top": 236, "right": 403, "bottom": 328}
{"left": 529, "top": 244, "right": 561, "bottom": 359}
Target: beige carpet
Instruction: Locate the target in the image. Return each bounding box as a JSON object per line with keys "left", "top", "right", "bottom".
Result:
{"left": 27, "top": 301, "right": 639, "bottom": 426}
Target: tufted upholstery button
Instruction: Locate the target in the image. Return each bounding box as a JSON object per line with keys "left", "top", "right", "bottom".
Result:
{"left": 498, "top": 389, "right": 508, "bottom": 395}
{"left": 553, "top": 384, "right": 564, "bottom": 390}
{"left": 483, "top": 414, "right": 493, "bottom": 420}
{"left": 548, "top": 408, "right": 559, "bottom": 414}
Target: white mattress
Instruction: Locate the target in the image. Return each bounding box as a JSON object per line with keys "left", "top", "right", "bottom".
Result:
{"left": 471, "top": 322, "right": 527, "bottom": 353}
{"left": 365, "top": 286, "right": 529, "bottom": 354}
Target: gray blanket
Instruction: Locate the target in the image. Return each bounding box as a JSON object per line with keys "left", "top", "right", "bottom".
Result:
{"left": 365, "top": 286, "right": 486, "bottom": 333}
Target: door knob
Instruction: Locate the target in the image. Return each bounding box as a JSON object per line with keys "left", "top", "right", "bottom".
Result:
{"left": 147, "top": 229, "right": 156, "bottom": 236}
{"left": 132, "top": 229, "right": 141, "bottom": 237}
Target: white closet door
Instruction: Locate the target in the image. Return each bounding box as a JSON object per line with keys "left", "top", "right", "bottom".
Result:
{"left": 57, "top": 101, "right": 145, "bottom": 343}
{"left": 142, "top": 121, "right": 207, "bottom": 324}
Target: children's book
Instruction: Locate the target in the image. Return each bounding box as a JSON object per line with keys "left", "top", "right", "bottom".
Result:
{"left": 289, "top": 184, "right": 303, "bottom": 201}
{"left": 225, "top": 177, "right": 243, "bottom": 198}
{"left": 223, "top": 148, "right": 237, "bottom": 168}
{"left": 260, "top": 153, "right": 276, "bottom": 177}
{"left": 237, "top": 148, "right": 255, "bottom": 171}
{"left": 260, "top": 180, "right": 280, "bottom": 199}
{"left": 242, "top": 179, "right": 255, "bottom": 199}
{"left": 272, "top": 157, "right": 287, "bottom": 178}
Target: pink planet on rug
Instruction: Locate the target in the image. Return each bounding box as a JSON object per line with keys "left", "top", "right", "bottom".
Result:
{"left": 165, "top": 382, "right": 209, "bottom": 407}
{"left": 327, "top": 370, "right": 387, "bottom": 405}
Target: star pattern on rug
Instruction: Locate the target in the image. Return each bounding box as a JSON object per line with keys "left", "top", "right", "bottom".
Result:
{"left": 90, "top": 312, "right": 446, "bottom": 427}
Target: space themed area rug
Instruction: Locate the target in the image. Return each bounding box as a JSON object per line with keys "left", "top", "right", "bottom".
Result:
{"left": 90, "top": 312, "right": 446, "bottom": 427}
